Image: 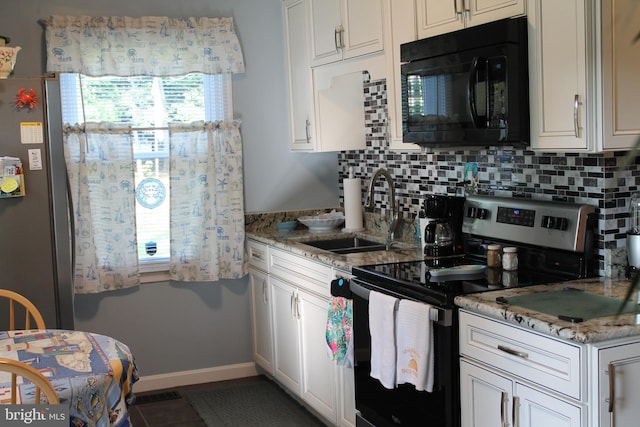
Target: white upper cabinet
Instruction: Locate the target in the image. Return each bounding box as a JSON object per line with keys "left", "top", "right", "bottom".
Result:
{"left": 309, "top": 0, "right": 384, "bottom": 67}
{"left": 529, "top": 0, "right": 640, "bottom": 152}
{"left": 283, "top": 0, "right": 316, "bottom": 151}
{"left": 416, "top": 0, "right": 526, "bottom": 39}
{"left": 528, "top": 0, "right": 589, "bottom": 151}
{"left": 600, "top": 0, "right": 640, "bottom": 150}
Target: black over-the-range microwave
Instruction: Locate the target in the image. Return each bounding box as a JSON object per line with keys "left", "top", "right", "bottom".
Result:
{"left": 401, "top": 17, "right": 529, "bottom": 147}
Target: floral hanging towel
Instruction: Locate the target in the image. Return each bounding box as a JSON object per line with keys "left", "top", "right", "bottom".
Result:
{"left": 325, "top": 296, "right": 354, "bottom": 367}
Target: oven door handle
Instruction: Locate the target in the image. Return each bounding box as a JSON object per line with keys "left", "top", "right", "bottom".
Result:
{"left": 349, "top": 279, "right": 453, "bottom": 327}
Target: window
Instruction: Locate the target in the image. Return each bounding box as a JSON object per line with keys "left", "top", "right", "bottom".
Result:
{"left": 60, "top": 73, "right": 233, "bottom": 269}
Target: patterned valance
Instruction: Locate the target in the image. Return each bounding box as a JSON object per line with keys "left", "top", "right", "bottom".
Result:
{"left": 45, "top": 15, "right": 245, "bottom": 77}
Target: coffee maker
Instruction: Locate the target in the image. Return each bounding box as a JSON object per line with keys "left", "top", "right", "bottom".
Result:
{"left": 422, "top": 194, "right": 465, "bottom": 257}
{"left": 627, "top": 192, "right": 640, "bottom": 277}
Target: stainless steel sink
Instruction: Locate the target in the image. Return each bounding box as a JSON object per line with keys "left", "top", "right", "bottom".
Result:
{"left": 301, "top": 237, "right": 387, "bottom": 254}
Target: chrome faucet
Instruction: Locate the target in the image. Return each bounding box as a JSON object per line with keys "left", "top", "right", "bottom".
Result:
{"left": 365, "top": 168, "right": 403, "bottom": 246}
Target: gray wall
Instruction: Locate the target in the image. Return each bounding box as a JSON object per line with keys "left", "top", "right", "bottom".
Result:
{"left": 0, "top": 0, "right": 340, "bottom": 377}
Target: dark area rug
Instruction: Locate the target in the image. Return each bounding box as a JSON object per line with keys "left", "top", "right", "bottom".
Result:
{"left": 183, "top": 378, "right": 327, "bottom": 427}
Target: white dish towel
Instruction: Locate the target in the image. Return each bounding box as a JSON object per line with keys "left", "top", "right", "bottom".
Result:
{"left": 395, "top": 299, "right": 435, "bottom": 392}
{"left": 369, "top": 290, "right": 399, "bottom": 389}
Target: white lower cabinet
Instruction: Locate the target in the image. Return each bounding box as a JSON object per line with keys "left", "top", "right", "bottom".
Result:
{"left": 460, "top": 360, "right": 582, "bottom": 427}
{"left": 594, "top": 341, "right": 640, "bottom": 427}
{"left": 460, "top": 310, "right": 584, "bottom": 427}
{"left": 249, "top": 267, "right": 274, "bottom": 374}
{"left": 272, "top": 276, "right": 304, "bottom": 396}
{"left": 461, "top": 309, "right": 640, "bottom": 427}
{"left": 252, "top": 242, "right": 354, "bottom": 426}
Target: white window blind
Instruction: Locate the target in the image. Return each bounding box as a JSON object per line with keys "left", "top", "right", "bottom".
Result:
{"left": 60, "top": 73, "right": 233, "bottom": 268}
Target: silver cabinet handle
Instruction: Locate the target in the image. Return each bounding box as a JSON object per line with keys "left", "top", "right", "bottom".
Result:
{"left": 513, "top": 395, "right": 520, "bottom": 427}
{"left": 290, "top": 292, "right": 295, "bottom": 318}
{"left": 337, "top": 25, "right": 345, "bottom": 49}
{"left": 262, "top": 279, "right": 268, "bottom": 304}
{"left": 334, "top": 27, "right": 340, "bottom": 50}
{"left": 608, "top": 362, "right": 616, "bottom": 413}
{"left": 453, "top": 0, "right": 462, "bottom": 20}
{"left": 305, "top": 118, "right": 311, "bottom": 144}
{"left": 498, "top": 344, "right": 529, "bottom": 359}
{"left": 573, "top": 94, "right": 582, "bottom": 138}
{"left": 500, "top": 391, "right": 509, "bottom": 427}
{"left": 463, "top": 0, "right": 470, "bottom": 21}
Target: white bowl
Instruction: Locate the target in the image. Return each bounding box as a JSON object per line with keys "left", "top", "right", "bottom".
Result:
{"left": 298, "top": 215, "right": 345, "bottom": 232}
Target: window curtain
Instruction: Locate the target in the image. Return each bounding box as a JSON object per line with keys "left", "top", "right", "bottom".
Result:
{"left": 46, "top": 16, "right": 246, "bottom": 293}
{"left": 63, "top": 123, "right": 140, "bottom": 294}
{"left": 168, "top": 121, "right": 245, "bottom": 281}
{"left": 45, "top": 16, "right": 244, "bottom": 76}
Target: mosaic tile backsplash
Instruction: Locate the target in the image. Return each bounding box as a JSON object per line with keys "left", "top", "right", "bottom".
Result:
{"left": 338, "top": 79, "right": 640, "bottom": 277}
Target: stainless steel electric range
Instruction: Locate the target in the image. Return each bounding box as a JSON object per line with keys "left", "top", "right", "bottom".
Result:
{"left": 350, "top": 195, "right": 597, "bottom": 427}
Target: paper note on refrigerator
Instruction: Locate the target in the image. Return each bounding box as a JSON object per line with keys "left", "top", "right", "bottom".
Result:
{"left": 20, "top": 122, "right": 44, "bottom": 144}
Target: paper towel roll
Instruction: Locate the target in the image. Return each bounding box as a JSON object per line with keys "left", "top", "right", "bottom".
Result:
{"left": 343, "top": 178, "right": 364, "bottom": 231}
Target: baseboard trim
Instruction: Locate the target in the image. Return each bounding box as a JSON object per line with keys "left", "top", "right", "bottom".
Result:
{"left": 134, "top": 362, "right": 259, "bottom": 393}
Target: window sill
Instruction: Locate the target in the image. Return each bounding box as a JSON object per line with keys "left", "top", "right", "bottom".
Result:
{"left": 140, "top": 260, "right": 170, "bottom": 284}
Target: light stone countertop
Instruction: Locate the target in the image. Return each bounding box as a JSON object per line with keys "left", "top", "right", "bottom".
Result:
{"left": 246, "top": 214, "right": 640, "bottom": 345}
{"left": 246, "top": 227, "right": 423, "bottom": 272}
{"left": 455, "top": 277, "right": 640, "bottom": 344}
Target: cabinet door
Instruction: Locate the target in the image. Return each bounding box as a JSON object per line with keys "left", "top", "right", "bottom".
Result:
{"left": 249, "top": 267, "right": 274, "bottom": 374}
{"left": 528, "top": 0, "right": 589, "bottom": 151}
{"left": 309, "top": 0, "right": 343, "bottom": 66}
{"left": 283, "top": 0, "right": 316, "bottom": 151}
{"left": 299, "top": 289, "right": 338, "bottom": 424}
{"left": 601, "top": 0, "right": 640, "bottom": 150}
{"left": 466, "top": 0, "right": 526, "bottom": 28}
{"left": 460, "top": 360, "right": 513, "bottom": 427}
{"left": 515, "top": 383, "right": 582, "bottom": 427}
{"left": 598, "top": 342, "right": 640, "bottom": 427}
{"left": 271, "top": 276, "right": 302, "bottom": 396}
{"left": 341, "top": 0, "right": 384, "bottom": 60}
{"left": 416, "top": 0, "right": 464, "bottom": 39}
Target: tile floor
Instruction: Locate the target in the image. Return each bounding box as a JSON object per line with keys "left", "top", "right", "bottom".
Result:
{"left": 129, "top": 376, "right": 263, "bottom": 427}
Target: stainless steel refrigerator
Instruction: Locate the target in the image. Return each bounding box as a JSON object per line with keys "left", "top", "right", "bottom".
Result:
{"left": 0, "top": 74, "right": 74, "bottom": 329}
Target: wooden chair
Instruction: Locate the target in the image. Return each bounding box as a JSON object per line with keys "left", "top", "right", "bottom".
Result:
{"left": 0, "top": 289, "right": 46, "bottom": 330}
{"left": 0, "top": 358, "right": 59, "bottom": 404}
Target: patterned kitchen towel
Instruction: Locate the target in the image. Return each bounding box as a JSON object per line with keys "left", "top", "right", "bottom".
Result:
{"left": 325, "top": 296, "right": 353, "bottom": 367}
{"left": 395, "top": 299, "right": 435, "bottom": 392}
{"left": 369, "top": 290, "right": 398, "bottom": 389}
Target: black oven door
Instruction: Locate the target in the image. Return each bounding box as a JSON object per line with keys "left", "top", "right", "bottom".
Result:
{"left": 401, "top": 43, "right": 528, "bottom": 147}
{"left": 350, "top": 278, "right": 460, "bottom": 427}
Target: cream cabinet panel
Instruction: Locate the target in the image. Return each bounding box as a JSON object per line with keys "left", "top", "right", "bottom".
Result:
{"left": 416, "top": 0, "right": 526, "bottom": 38}
{"left": 600, "top": 0, "right": 640, "bottom": 150}
{"left": 309, "top": 0, "right": 384, "bottom": 67}
{"left": 596, "top": 341, "right": 640, "bottom": 427}
{"left": 515, "top": 383, "right": 582, "bottom": 427}
{"left": 299, "top": 288, "right": 338, "bottom": 423}
{"left": 528, "top": 0, "right": 589, "bottom": 151}
{"left": 460, "top": 360, "right": 513, "bottom": 426}
{"left": 283, "top": 0, "right": 316, "bottom": 151}
{"left": 249, "top": 267, "right": 274, "bottom": 375}
{"left": 271, "top": 276, "right": 303, "bottom": 397}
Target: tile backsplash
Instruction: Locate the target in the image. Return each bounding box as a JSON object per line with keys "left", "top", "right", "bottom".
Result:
{"left": 338, "top": 79, "right": 640, "bottom": 277}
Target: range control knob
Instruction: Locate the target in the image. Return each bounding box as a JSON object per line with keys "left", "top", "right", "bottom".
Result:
{"left": 467, "top": 207, "right": 488, "bottom": 219}
{"left": 541, "top": 216, "right": 569, "bottom": 230}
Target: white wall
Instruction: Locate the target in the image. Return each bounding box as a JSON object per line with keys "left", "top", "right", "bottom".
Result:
{"left": 0, "top": 0, "right": 339, "bottom": 378}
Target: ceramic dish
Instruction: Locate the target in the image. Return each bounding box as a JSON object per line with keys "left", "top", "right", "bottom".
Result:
{"left": 298, "top": 215, "right": 345, "bottom": 231}
{"left": 276, "top": 221, "right": 298, "bottom": 231}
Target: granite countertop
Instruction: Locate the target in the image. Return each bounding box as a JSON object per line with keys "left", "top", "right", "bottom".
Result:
{"left": 455, "top": 277, "right": 640, "bottom": 344}
{"left": 247, "top": 226, "right": 423, "bottom": 272}
{"left": 246, "top": 213, "right": 640, "bottom": 345}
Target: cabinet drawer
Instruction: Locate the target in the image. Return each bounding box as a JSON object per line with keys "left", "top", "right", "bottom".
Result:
{"left": 247, "top": 239, "right": 269, "bottom": 272}
{"left": 459, "top": 310, "right": 582, "bottom": 399}
{"left": 270, "top": 247, "right": 332, "bottom": 296}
